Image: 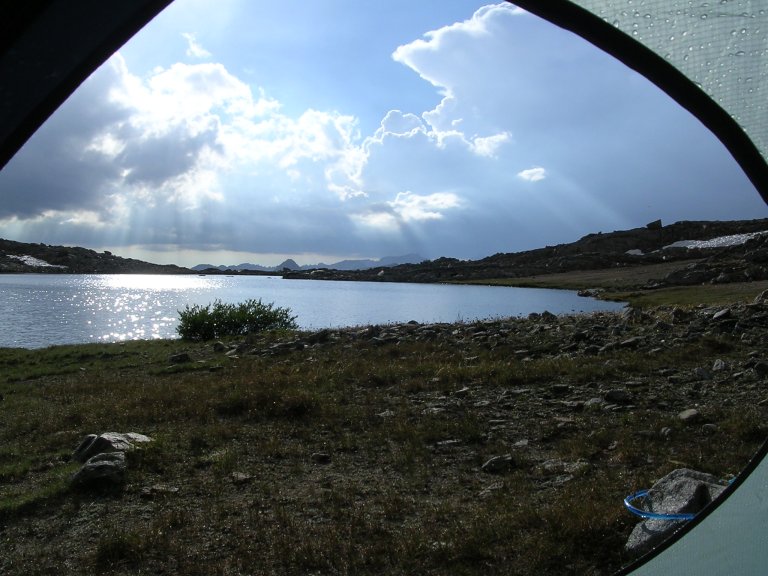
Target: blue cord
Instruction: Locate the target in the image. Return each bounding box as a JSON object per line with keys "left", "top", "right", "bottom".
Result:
{"left": 623, "top": 490, "right": 696, "bottom": 521}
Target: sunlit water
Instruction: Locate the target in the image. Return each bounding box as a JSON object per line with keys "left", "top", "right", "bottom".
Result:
{"left": 0, "top": 274, "right": 624, "bottom": 349}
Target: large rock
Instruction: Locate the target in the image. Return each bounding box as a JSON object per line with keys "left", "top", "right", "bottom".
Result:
{"left": 625, "top": 468, "right": 728, "bottom": 555}
{"left": 72, "top": 432, "right": 152, "bottom": 463}
{"left": 70, "top": 452, "right": 127, "bottom": 488}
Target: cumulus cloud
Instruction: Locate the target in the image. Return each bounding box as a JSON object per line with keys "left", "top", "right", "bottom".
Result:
{"left": 390, "top": 191, "right": 462, "bottom": 222}
{"left": 517, "top": 166, "right": 547, "bottom": 182}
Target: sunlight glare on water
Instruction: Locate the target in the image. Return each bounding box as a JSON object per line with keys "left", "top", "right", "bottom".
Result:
{"left": 0, "top": 274, "right": 624, "bottom": 348}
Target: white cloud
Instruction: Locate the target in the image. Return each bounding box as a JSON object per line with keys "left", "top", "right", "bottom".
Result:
{"left": 517, "top": 167, "right": 547, "bottom": 182}
{"left": 389, "top": 191, "right": 462, "bottom": 222}
{"left": 182, "top": 32, "right": 211, "bottom": 59}
{"left": 471, "top": 132, "right": 511, "bottom": 157}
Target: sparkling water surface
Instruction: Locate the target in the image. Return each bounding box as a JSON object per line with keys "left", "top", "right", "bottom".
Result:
{"left": 0, "top": 274, "right": 624, "bottom": 348}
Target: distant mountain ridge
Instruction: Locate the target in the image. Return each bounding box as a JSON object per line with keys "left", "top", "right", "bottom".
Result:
{"left": 192, "top": 253, "right": 424, "bottom": 273}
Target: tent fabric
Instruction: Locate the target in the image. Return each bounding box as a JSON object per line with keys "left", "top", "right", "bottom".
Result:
{"left": 575, "top": 1, "right": 767, "bottom": 165}
{"left": 512, "top": 0, "right": 768, "bottom": 200}
{"left": 0, "top": 0, "right": 173, "bottom": 170}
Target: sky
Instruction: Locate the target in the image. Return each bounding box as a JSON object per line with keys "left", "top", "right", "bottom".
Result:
{"left": 0, "top": 1, "right": 766, "bottom": 267}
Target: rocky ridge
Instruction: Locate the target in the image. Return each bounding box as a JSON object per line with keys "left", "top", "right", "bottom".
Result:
{"left": 285, "top": 219, "right": 768, "bottom": 285}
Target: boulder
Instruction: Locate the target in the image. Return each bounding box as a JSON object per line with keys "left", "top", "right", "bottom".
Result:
{"left": 70, "top": 452, "right": 126, "bottom": 488}
{"left": 625, "top": 468, "right": 727, "bottom": 555}
{"left": 73, "top": 432, "right": 152, "bottom": 463}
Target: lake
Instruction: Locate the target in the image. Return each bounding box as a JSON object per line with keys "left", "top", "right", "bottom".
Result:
{"left": 0, "top": 274, "right": 624, "bottom": 349}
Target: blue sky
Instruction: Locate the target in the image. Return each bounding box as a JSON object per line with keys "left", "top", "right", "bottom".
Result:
{"left": 0, "top": 1, "right": 765, "bottom": 267}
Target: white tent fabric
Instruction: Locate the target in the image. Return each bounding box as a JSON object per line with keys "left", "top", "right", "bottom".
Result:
{"left": 575, "top": 1, "right": 767, "bottom": 165}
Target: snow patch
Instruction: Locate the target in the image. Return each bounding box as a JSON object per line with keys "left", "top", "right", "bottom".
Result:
{"left": 663, "top": 231, "right": 767, "bottom": 250}
{"left": 627, "top": 231, "right": 767, "bottom": 256}
{"left": 8, "top": 255, "right": 67, "bottom": 269}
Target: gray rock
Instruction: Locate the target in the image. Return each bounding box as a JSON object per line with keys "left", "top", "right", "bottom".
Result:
{"left": 677, "top": 409, "right": 701, "bottom": 424}
{"left": 584, "top": 397, "right": 604, "bottom": 411}
{"left": 625, "top": 468, "right": 727, "bottom": 555}
{"left": 619, "top": 336, "right": 644, "bottom": 348}
{"left": 712, "top": 308, "right": 732, "bottom": 321}
{"left": 70, "top": 452, "right": 126, "bottom": 488}
{"left": 712, "top": 359, "right": 728, "bottom": 372}
{"left": 169, "top": 352, "right": 192, "bottom": 364}
{"left": 73, "top": 432, "right": 152, "bottom": 463}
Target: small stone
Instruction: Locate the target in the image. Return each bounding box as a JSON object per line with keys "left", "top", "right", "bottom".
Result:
{"left": 212, "top": 341, "right": 227, "bottom": 353}
{"left": 678, "top": 409, "right": 701, "bottom": 423}
{"left": 712, "top": 308, "right": 731, "bottom": 321}
{"left": 231, "top": 472, "right": 254, "bottom": 485}
{"left": 712, "top": 359, "right": 728, "bottom": 372}
{"left": 584, "top": 397, "right": 604, "bottom": 411}
{"left": 169, "top": 352, "right": 192, "bottom": 364}
{"left": 481, "top": 454, "right": 515, "bottom": 474}
{"left": 701, "top": 423, "right": 718, "bottom": 435}
{"left": 310, "top": 452, "right": 331, "bottom": 465}
{"left": 619, "top": 336, "right": 644, "bottom": 348}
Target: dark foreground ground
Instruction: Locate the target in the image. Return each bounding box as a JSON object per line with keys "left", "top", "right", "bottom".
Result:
{"left": 1, "top": 283, "right": 767, "bottom": 575}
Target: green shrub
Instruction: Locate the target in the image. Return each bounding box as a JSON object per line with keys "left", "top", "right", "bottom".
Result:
{"left": 176, "top": 299, "right": 297, "bottom": 341}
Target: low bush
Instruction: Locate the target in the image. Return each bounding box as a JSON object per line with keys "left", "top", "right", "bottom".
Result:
{"left": 177, "top": 299, "right": 297, "bottom": 341}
